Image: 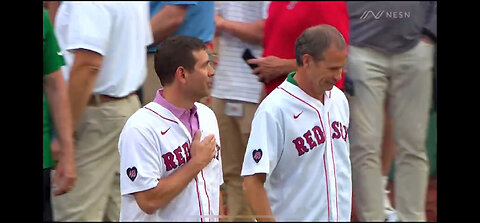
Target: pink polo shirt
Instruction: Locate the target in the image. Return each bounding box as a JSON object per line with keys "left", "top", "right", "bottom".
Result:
{"left": 153, "top": 89, "right": 199, "bottom": 138}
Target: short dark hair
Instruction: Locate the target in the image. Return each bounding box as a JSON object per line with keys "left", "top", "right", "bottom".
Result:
{"left": 154, "top": 35, "right": 206, "bottom": 86}
{"left": 295, "top": 24, "right": 346, "bottom": 66}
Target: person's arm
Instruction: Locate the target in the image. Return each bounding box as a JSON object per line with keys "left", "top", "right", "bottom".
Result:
{"left": 44, "top": 68, "right": 76, "bottom": 196}
{"left": 68, "top": 49, "right": 103, "bottom": 128}
{"left": 243, "top": 173, "right": 275, "bottom": 222}
{"left": 43, "top": 1, "right": 60, "bottom": 25}
{"left": 133, "top": 131, "right": 217, "bottom": 214}
{"left": 215, "top": 14, "right": 264, "bottom": 45}
{"left": 150, "top": 5, "right": 188, "bottom": 45}
{"left": 247, "top": 56, "right": 297, "bottom": 83}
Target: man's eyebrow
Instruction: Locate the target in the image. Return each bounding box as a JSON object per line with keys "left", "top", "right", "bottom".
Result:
{"left": 328, "top": 65, "right": 344, "bottom": 69}
{"left": 202, "top": 59, "right": 211, "bottom": 66}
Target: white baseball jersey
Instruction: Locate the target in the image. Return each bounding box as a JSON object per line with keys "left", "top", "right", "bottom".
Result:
{"left": 241, "top": 74, "right": 352, "bottom": 221}
{"left": 119, "top": 102, "right": 223, "bottom": 221}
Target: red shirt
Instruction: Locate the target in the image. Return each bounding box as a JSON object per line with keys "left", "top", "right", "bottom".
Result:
{"left": 263, "top": 1, "right": 350, "bottom": 95}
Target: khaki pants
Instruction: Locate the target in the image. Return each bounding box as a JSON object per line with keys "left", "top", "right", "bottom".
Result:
{"left": 348, "top": 41, "right": 434, "bottom": 221}
{"left": 52, "top": 94, "right": 141, "bottom": 221}
{"left": 211, "top": 98, "right": 257, "bottom": 222}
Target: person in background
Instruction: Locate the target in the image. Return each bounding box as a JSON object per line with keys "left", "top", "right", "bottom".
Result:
{"left": 43, "top": 7, "right": 76, "bottom": 222}
{"left": 52, "top": 2, "right": 153, "bottom": 221}
{"left": 246, "top": 1, "right": 349, "bottom": 99}
{"left": 141, "top": 1, "right": 215, "bottom": 106}
{"left": 347, "top": 2, "right": 436, "bottom": 221}
{"left": 211, "top": 1, "right": 270, "bottom": 221}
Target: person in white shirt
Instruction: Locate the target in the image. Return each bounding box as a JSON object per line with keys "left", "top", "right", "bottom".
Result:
{"left": 211, "top": 1, "right": 270, "bottom": 221}
{"left": 241, "top": 25, "right": 352, "bottom": 221}
{"left": 52, "top": 2, "right": 153, "bottom": 221}
{"left": 118, "top": 35, "right": 223, "bottom": 221}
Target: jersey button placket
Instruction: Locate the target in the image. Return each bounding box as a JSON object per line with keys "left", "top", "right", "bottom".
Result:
{"left": 323, "top": 109, "right": 336, "bottom": 222}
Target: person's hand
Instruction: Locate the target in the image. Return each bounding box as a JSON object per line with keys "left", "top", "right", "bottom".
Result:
{"left": 342, "top": 74, "right": 354, "bottom": 97}
{"left": 190, "top": 130, "right": 217, "bottom": 167}
{"left": 247, "top": 56, "right": 290, "bottom": 83}
{"left": 421, "top": 36, "right": 435, "bottom": 45}
{"left": 52, "top": 144, "right": 77, "bottom": 196}
{"left": 214, "top": 13, "right": 227, "bottom": 37}
{"left": 214, "top": 14, "right": 226, "bottom": 31}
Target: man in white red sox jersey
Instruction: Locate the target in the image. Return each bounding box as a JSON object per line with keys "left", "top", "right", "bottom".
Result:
{"left": 241, "top": 24, "right": 351, "bottom": 221}
{"left": 118, "top": 36, "right": 223, "bottom": 221}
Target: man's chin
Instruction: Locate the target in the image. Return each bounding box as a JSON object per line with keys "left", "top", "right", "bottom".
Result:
{"left": 199, "top": 89, "right": 211, "bottom": 100}
{"left": 326, "top": 84, "right": 335, "bottom": 91}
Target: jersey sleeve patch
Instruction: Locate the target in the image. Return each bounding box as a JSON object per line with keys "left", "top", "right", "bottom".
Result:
{"left": 252, "top": 149, "right": 263, "bottom": 163}
{"left": 126, "top": 166, "right": 138, "bottom": 182}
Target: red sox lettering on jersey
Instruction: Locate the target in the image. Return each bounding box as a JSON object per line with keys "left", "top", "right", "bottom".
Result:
{"left": 162, "top": 142, "right": 190, "bottom": 171}
{"left": 162, "top": 142, "right": 220, "bottom": 171}
{"left": 292, "top": 121, "right": 347, "bottom": 156}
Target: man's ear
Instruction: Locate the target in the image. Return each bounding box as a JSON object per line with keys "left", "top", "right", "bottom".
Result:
{"left": 302, "top": 54, "right": 312, "bottom": 68}
{"left": 175, "top": 66, "right": 187, "bottom": 84}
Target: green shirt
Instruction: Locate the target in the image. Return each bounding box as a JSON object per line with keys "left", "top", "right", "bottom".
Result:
{"left": 43, "top": 8, "right": 65, "bottom": 169}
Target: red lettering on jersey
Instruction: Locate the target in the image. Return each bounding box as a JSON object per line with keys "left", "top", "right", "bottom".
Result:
{"left": 293, "top": 126, "right": 328, "bottom": 157}
{"left": 332, "top": 121, "right": 341, "bottom": 139}
{"left": 331, "top": 121, "right": 348, "bottom": 142}
{"left": 342, "top": 125, "right": 348, "bottom": 141}
{"left": 162, "top": 152, "right": 177, "bottom": 171}
{"left": 303, "top": 130, "right": 317, "bottom": 150}
{"left": 215, "top": 144, "right": 221, "bottom": 160}
{"left": 292, "top": 137, "right": 308, "bottom": 156}
{"left": 173, "top": 146, "right": 186, "bottom": 166}
{"left": 182, "top": 142, "right": 191, "bottom": 161}
{"left": 312, "top": 126, "right": 325, "bottom": 145}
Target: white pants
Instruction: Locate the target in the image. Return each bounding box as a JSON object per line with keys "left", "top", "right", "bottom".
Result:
{"left": 348, "top": 40, "right": 434, "bottom": 221}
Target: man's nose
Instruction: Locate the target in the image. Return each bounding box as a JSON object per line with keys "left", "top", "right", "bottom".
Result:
{"left": 334, "top": 69, "right": 343, "bottom": 82}
{"left": 209, "top": 64, "right": 215, "bottom": 77}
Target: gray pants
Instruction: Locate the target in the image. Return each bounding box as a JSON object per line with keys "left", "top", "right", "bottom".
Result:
{"left": 348, "top": 40, "right": 434, "bottom": 221}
